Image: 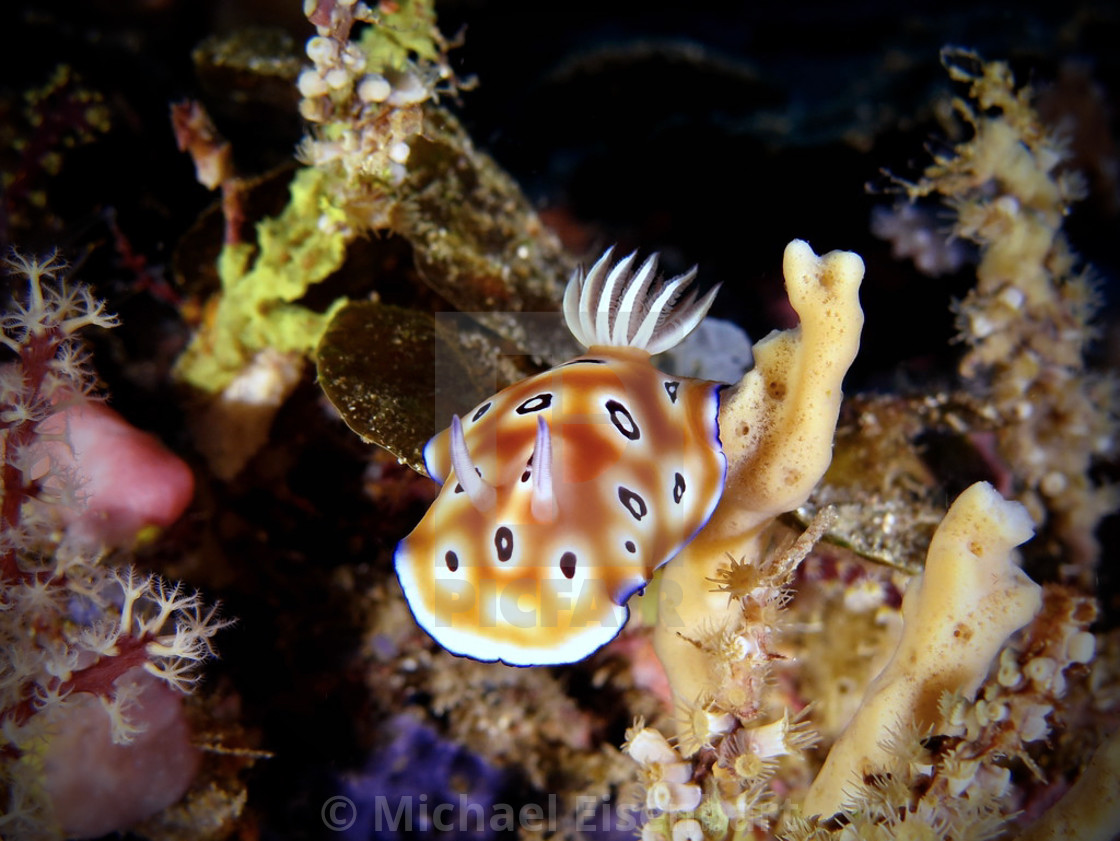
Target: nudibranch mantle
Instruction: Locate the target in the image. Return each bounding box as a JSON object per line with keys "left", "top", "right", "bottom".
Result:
{"left": 395, "top": 249, "right": 728, "bottom": 666}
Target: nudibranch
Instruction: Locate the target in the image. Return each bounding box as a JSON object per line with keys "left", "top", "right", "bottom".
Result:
{"left": 394, "top": 248, "right": 728, "bottom": 666}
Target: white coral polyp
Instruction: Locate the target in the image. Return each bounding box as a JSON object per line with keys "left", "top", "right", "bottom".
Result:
{"left": 358, "top": 74, "right": 391, "bottom": 103}
{"left": 1067, "top": 630, "right": 1096, "bottom": 664}
{"left": 1016, "top": 700, "right": 1053, "bottom": 742}
{"left": 297, "top": 69, "right": 329, "bottom": 98}
{"left": 305, "top": 35, "right": 337, "bottom": 66}
{"left": 646, "top": 780, "right": 702, "bottom": 813}
{"left": 671, "top": 818, "right": 704, "bottom": 841}
{"left": 626, "top": 727, "right": 679, "bottom": 766}
{"left": 385, "top": 70, "right": 430, "bottom": 106}
{"left": 747, "top": 713, "right": 795, "bottom": 759}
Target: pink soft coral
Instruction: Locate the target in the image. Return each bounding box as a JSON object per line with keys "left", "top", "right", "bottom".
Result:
{"left": 2, "top": 252, "right": 227, "bottom": 839}
{"left": 40, "top": 398, "right": 195, "bottom": 547}
{"left": 41, "top": 668, "right": 202, "bottom": 839}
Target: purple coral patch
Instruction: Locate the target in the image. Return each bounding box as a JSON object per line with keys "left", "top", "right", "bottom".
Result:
{"left": 337, "top": 715, "right": 507, "bottom": 840}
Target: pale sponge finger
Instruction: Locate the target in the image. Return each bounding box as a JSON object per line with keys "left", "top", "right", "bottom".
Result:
{"left": 803, "top": 481, "right": 1041, "bottom": 819}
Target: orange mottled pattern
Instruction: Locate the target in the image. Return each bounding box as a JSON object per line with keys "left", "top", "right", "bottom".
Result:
{"left": 396, "top": 349, "right": 725, "bottom": 665}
